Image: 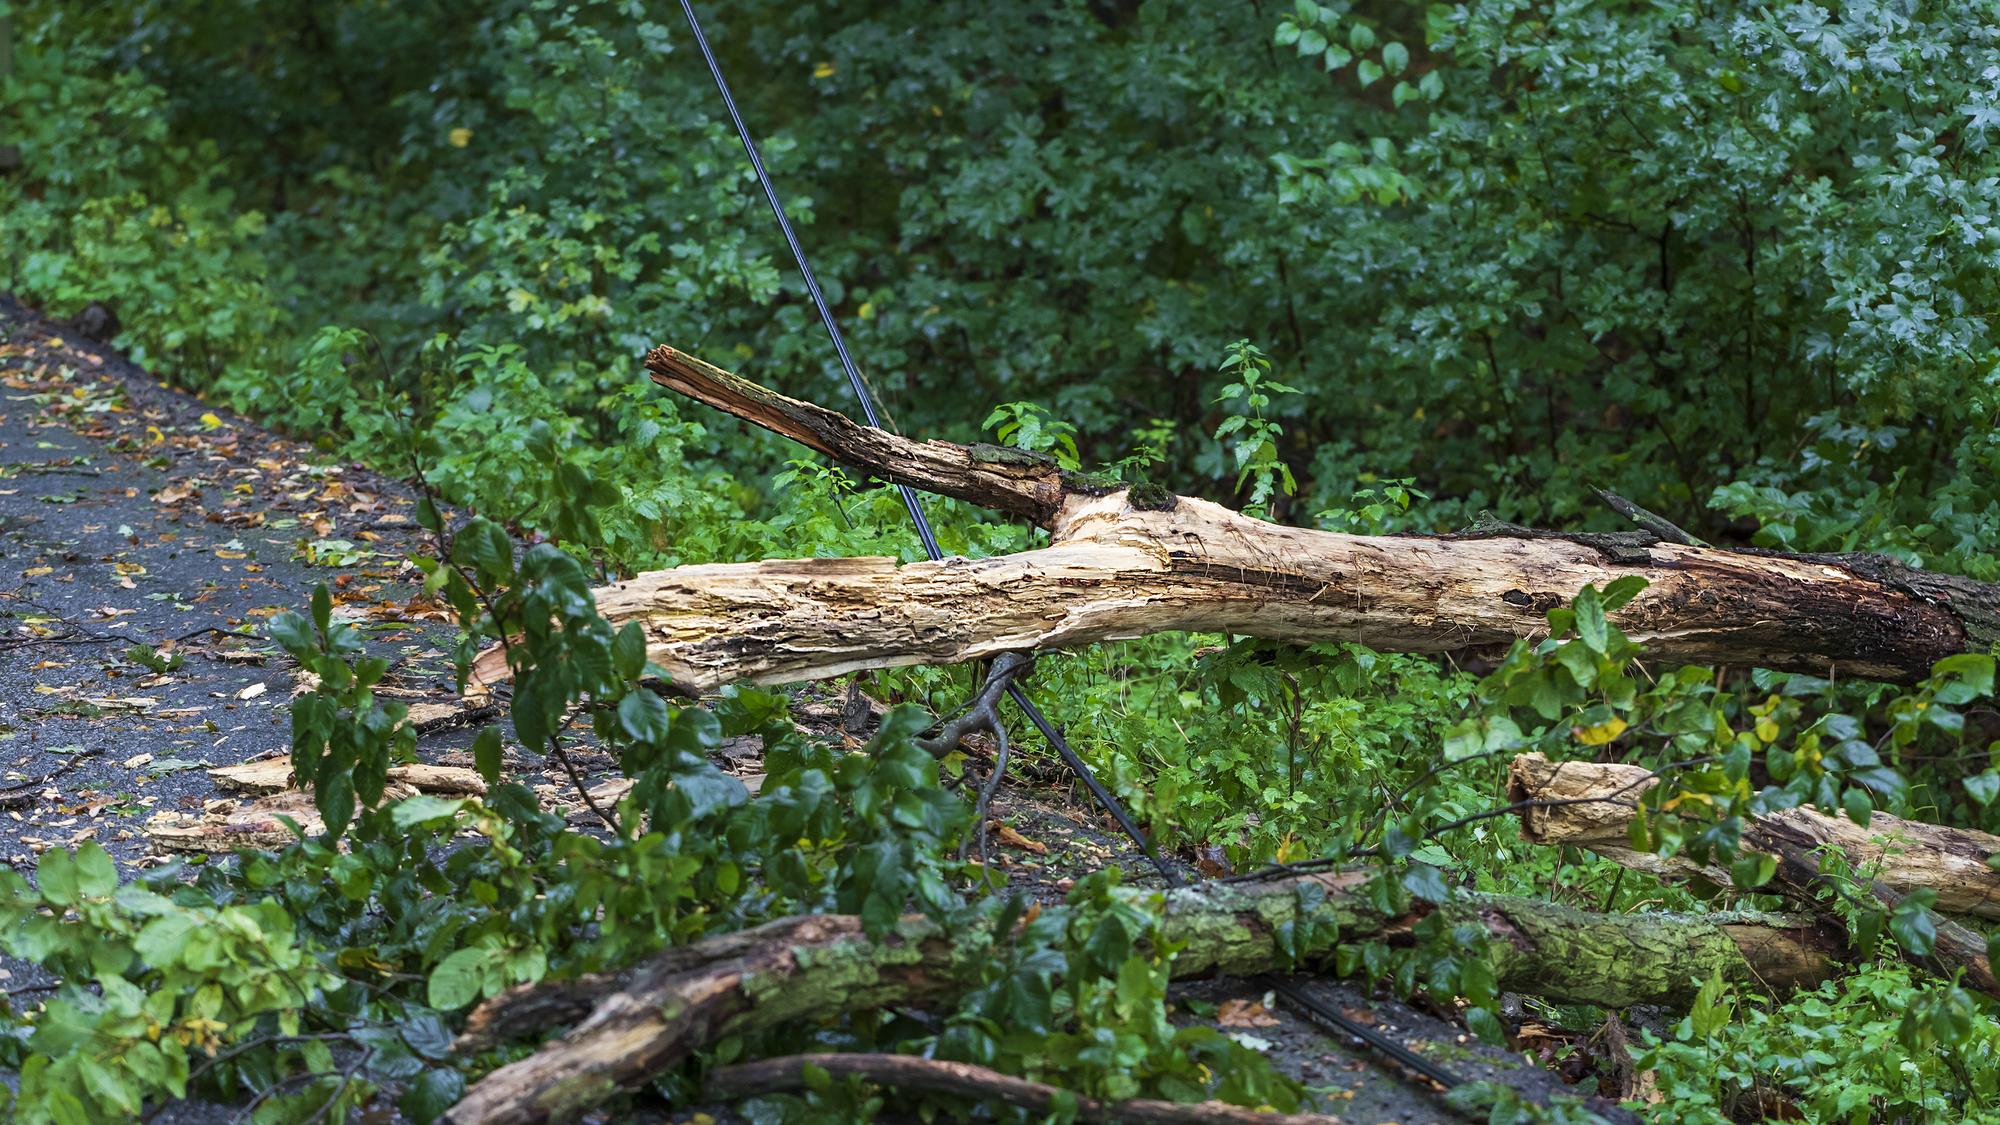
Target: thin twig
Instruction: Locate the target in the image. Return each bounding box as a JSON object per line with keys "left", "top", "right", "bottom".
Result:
{"left": 0, "top": 746, "right": 107, "bottom": 804}
{"left": 704, "top": 1052, "right": 1342, "bottom": 1123}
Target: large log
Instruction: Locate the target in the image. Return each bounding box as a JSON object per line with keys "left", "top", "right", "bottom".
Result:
{"left": 443, "top": 870, "right": 1842, "bottom": 1124}
{"left": 473, "top": 351, "right": 1998, "bottom": 690}
{"left": 1508, "top": 752, "right": 1999, "bottom": 995}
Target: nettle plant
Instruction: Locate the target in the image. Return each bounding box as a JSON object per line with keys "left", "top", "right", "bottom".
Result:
{"left": 1210, "top": 340, "right": 1300, "bottom": 517}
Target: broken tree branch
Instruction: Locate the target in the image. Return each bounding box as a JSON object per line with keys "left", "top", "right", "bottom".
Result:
{"left": 1508, "top": 752, "right": 1999, "bottom": 996}
{"left": 474, "top": 352, "right": 1998, "bottom": 691}
{"left": 1509, "top": 753, "right": 2000, "bottom": 919}
{"left": 702, "top": 1053, "right": 1344, "bottom": 1123}
{"left": 443, "top": 871, "right": 1842, "bottom": 1124}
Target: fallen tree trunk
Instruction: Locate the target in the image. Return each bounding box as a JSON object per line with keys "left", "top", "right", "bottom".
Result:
{"left": 703, "top": 1053, "right": 1343, "bottom": 1124}
{"left": 1509, "top": 752, "right": 1999, "bottom": 995}
{"left": 473, "top": 350, "right": 1998, "bottom": 691}
{"left": 443, "top": 871, "right": 1842, "bottom": 1124}
{"left": 1509, "top": 753, "right": 2000, "bottom": 919}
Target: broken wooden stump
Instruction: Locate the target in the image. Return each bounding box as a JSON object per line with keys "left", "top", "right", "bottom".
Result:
{"left": 473, "top": 350, "right": 2000, "bottom": 692}
{"left": 210, "top": 757, "right": 488, "bottom": 797}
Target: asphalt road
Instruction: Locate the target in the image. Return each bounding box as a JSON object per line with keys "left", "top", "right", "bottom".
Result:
{"left": 0, "top": 296, "right": 480, "bottom": 873}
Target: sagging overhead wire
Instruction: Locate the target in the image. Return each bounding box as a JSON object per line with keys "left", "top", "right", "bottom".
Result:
{"left": 670, "top": 0, "right": 1168, "bottom": 876}
{"left": 671, "top": 0, "right": 1462, "bottom": 1097}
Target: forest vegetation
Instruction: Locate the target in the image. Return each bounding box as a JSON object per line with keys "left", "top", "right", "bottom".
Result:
{"left": 2, "top": 1, "right": 2000, "bottom": 1122}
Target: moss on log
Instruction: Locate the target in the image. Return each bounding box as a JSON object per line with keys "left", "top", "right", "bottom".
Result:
{"left": 443, "top": 872, "right": 1838, "bottom": 1124}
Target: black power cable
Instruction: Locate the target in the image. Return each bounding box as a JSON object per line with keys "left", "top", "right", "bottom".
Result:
{"left": 671, "top": 0, "right": 1169, "bottom": 876}
{"left": 672, "top": 0, "right": 1461, "bottom": 1097}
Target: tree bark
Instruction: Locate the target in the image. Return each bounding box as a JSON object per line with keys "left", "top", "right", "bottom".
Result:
{"left": 443, "top": 871, "right": 1841, "bottom": 1124}
{"left": 1508, "top": 752, "right": 1999, "bottom": 996}
{"left": 702, "top": 1053, "right": 1344, "bottom": 1123}
{"left": 473, "top": 350, "right": 1997, "bottom": 691}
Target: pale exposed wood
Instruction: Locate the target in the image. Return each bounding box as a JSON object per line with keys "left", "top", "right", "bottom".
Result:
{"left": 476, "top": 488, "right": 1991, "bottom": 690}
{"left": 443, "top": 870, "right": 1840, "bottom": 1124}
{"left": 704, "top": 1053, "right": 1346, "bottom": 1123}
{"left": 210, "top": 758, "right": 488, "bottom": 797}
{"left": 473, "top": 353, "right": 1998, "bottom": 690}
{"left": 146, "top": 786, "right": 419, "bottom": 852}
{"left": 1509, "top": 753, "right": 2000, "bottom": 919}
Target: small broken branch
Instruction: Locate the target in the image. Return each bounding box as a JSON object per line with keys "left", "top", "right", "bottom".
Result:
{"left": 703, "top": 1053, "right": 1344, "bottom": 1123}
{"left": 1508, "top": 752, "right": 1999, "bottom": 997}
{"left": 1509, "top": 753, "right": 2000, "bottom": 919}
{"left": 443, "top": 871, "right": 1841, "bottom": 1124}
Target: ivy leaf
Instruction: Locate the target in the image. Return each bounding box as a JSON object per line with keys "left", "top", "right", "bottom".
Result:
{"left": 1729, "top": 851, "right": 1776, "bottom": 889}
{"left": 36, "top": 847, "right": 78, "bottom": 906}
{"left": 391, "top": 795, "right": 468, "bottom": 831}
{"left": 1599, "top": 575, "right": 1649, "bottom": 611}
{"left": 1842, "top": 787, "right": 1873, "bottom": 827}
{"left": 1463, "top": 1005, "right": 1506, "bottom": 1045}
{"left": 1967, "top": 772, "right": 2000, "bottom": 807}
{"left": 72, "top": 842, "right": 116, "bottom": 899}
{"left": 451, "top": 518, "right": 515, "bottom": 584}
{"left": 471, "top": 726, "right": 504, "bottom": 787}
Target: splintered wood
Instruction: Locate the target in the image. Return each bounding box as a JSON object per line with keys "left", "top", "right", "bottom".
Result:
{"left": 472, "top": 349, "right": 2000, "bottom": 692}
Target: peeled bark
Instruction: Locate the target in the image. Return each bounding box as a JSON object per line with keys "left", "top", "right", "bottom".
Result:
{"left": 1508, "top": 752, "right": 1999, "bottom": 996}
{"left": 474, "top": 351, "right": 1998, "bottom": 691}
{"left": 443, "top": 871, "right": 1841, "bottom": 1125}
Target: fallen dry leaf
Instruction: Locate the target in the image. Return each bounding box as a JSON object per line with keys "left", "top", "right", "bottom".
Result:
{"left": 993, "top": 823, "right": 1048, "bottom": 855}
{"left": 1216, "top": 999, "right": 1282, "bottom": 1028}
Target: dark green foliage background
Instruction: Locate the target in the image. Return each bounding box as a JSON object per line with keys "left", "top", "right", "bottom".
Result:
{"left": 8, "top": 0, "right": 1998, "bottom": 575}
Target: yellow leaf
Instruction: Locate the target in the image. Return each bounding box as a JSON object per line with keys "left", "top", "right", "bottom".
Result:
{"left": 1572, "top": 716, "right": 1628, "bottom": 746}
{"left": 449, "top": 127, "right": 473, "bottom": 148}
{"left": 857, "top": 300, "right": 876, "bottom": 320}
{"left": 1754, "top": 718, "right": 1780, "bottom": 743}
{"left": 812, "top": 62, "right": 836, "bottom": 78}
{"left": 199, "top": 412, "right": 222, "bottom": 429}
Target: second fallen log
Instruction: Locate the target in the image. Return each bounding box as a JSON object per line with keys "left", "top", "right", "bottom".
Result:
{"left": 442, "top": 870, "right": 1842, "bottom": 1124}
